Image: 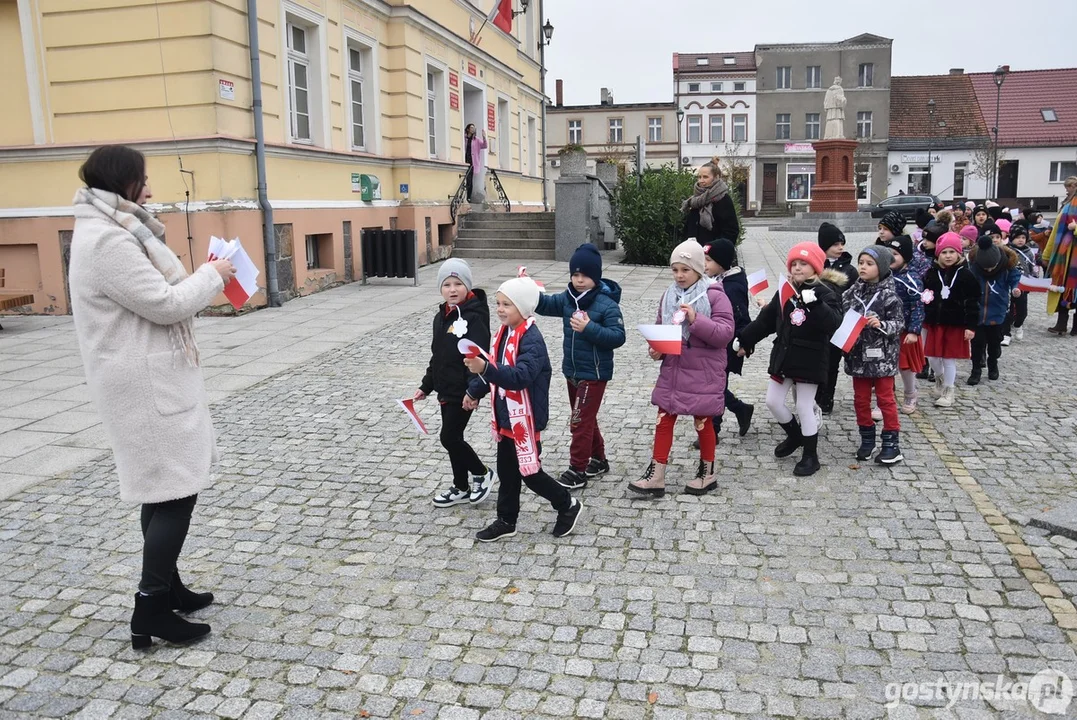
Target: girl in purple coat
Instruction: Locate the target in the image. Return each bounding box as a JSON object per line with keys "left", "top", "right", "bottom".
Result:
{"left": 629, "top": 240, "right": 735, "bottom": 498}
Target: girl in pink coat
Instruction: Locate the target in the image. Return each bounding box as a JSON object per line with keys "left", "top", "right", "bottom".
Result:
{"left": 629, "top": 240, "right": 735, "bottom": 498}
{"left": 465, "top": 124, "right": 488, "bottom": 202}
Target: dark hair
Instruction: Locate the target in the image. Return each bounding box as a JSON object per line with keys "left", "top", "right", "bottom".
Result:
{"left": 465, "top": 123, "right": 476, "bottom": 135}
{"left": 78, "top": 145, "right": 146, "bottom": 203}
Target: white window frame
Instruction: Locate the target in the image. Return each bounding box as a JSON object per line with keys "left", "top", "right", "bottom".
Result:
{"left": 787, "top": 164, "right": 815, "bottom": 201}
{"left": 805, "top": 113, "right": 820, "bottom": 140}
{"left": 775, "top": 113, "right": 791, "bottom": 140}
{"left": 686, "top": 115, "right": 702, "bottom": 144}
{"left": 855, "top": 162, "right": 872, "bottom": 201}
{"left": 856, "top": 111, "right": 873, "bottom": 139}
{"left": 497, "top": 95, "right": 510, "bottom": 170}
{"left": 687, "top": 82, "right": 700, "bottom": 93}
{"left": 1050, "top": 161, "right": 1077, "bottom": 183}
{"left": 709, "top": 115, "right": 724, "bottom": 143}
{"left": 733, "top": 81, "right": 746, "bottom": 92}
{"left": 907, "top": 164, "right": 932, "bottom": 194}
{"left": 647, "top": 117, "right": 663, "bottom": 143}
{"left": 281, "top": 3, "right": 328, "bottom": 147}
{"left": 608, "top": 117, "right": 624, "bottom": 144}
{"left": 806, "top": 66, "right": 821, "bottom": 89}
{"left": 568, "top": 119, "right": 582, "bottom": 145}
{"left": 527, "top": 114, "right": 538, "bottom": 177}
{"left": 732, "top": 114, "right": 748, "bottom": 143}
{"left": 776, "top": 66, "right": 791, "bottom": 89}
{"left": 858, "top": 63, "right": 874, "bottom": 88}
{"left": 953, "top": 161, "right": 967, "bottom": 196}
{"left": 711, "top": 81, "right": 723, "bottom": 93}
{"left": 343, "top": 29, "right": 378, "bottom": 153}
{"left": 424, "top": 60, "right": 448, "bottom": 160}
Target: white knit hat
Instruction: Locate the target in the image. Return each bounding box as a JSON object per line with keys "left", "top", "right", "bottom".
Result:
{"left": 496, "top": 277, "right": 541, "bottom": 318}
{"left": 670, "top": 239, "right": 706, "bottom": 277}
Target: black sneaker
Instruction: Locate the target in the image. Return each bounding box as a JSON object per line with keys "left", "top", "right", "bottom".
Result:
{"left": 476, "top": 519, "right": 517, "bottom": 543}
{"left": 584, "top": 458, "right": 610, "bottom": 478}
{"left": 552, "top": 499, "right": 583, "bottom": 538}
{"left": 557, "top": 469, "right": 588, "bottom": 490}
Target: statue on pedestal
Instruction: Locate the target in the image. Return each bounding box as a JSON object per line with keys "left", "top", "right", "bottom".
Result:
{"left": 823, "top": 78, "right": 846, "bottom": 140}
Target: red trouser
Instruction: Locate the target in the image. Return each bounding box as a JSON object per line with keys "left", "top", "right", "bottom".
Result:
{"left": 652, "top": 410, "right": 715, "bottom": 464}
{"left": 853, "top": 377, "right": 900, "bottom": 431}
{"left": 567, "top": 380, "right": 607, "bottom": 472}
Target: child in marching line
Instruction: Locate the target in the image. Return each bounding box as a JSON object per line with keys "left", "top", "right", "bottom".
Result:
{"left": 630, "top": 241, "right": 735, "bottom": 498}
{"left": 703, "top": 239, "right": 754, "bottom": 439}
{"left": 737, "top": 243, "right": 843, "bottom": 477}
{"left": 922, "top": 233, "right": 980, "bottom": 407}
{"left": 842, "top": 246, "right": 905, "bottom": 465}
{"left": 463, "top": 277, "right": 582, "bottom": 542}
{"left": 966, "top": 234, "right": 1021, "bottom": 385}
{"left": 534, "top": 243, "right": 626, "bottom": 491}
{"left": 1006, "top": 225, "right": 1038, "bottom": 341}
{"left": 416, "top": 259, "right": 496, "bottom": 507}
{"left": 879, "top": 235, "right": 926, "bottom": 414}
{"left": 817, "top": 222, "right": 857, "bottom": 414}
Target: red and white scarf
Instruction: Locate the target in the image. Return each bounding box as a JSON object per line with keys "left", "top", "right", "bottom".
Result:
{"left": 488, "top": 318, "right": 541, "bottom": 476}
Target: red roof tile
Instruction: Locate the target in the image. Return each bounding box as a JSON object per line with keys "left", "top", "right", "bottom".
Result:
{"left": 890, "top": 75, "right": 988, "bottom": 144}
{"left": 968, "top": 68, "right": 1077, "bottom": 147}
{"left": 674, "top": 52, "right": 755, "bottom": 73}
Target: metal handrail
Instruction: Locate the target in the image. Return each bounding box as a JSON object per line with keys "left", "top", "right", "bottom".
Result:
{"left": 488, "top": 168, "right": 511, "bottom": 213}
{"left": 449, "top": 172, "right": 469, "bottom": 225}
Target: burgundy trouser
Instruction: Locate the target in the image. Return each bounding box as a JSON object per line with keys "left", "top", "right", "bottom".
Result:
{"left": 567, "top": 380, "right": 607, "bottom": 472}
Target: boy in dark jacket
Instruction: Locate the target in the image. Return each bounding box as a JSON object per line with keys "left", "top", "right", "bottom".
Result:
{"left": 967, "top": 235, "right": 1021, "bottom": 385}
{"left": 535, "top": 244, "right": 626, "bottom": 490}
{"left": 417, "top": 259, "right": 495, "bottom": 508}
{"left": 1006, "top": 225, "right": 1037, "bottom": 341}
{"left": 465, "top": 277, "right": 581, "bottom": 542}
{"left": 817, "top": 222, "right": 857, "bottom": 413}
{"left": 703, "top": 240, "right": 754, "bottom": 439}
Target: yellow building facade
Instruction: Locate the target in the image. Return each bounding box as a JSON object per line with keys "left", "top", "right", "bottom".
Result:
{"left": 0, "top": 0, "right": 548, "bottom": 313}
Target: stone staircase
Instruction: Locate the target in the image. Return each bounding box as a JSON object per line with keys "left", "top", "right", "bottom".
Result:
{"left": 453, "top": 211, "right": 556, "bottom": 260}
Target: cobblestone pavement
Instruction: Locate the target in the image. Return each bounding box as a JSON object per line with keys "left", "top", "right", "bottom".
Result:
{"left": 1, "top": 229, "right": 1076, "bottom": 719}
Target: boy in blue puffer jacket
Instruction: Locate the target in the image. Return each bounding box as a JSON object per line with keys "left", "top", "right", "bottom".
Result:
{"left": 967, "top": 234, "right": 1021, "bottom": 385}
{"left": 535, "top": 243, "right": 626, "bottom": 490}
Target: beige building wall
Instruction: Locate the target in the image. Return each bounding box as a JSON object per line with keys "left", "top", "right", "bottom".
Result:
{"left": 0, "top": 0, "right": 549, "bottom": 315}
{"left": 547, "top": 103, "right": 679, "bottom": 171}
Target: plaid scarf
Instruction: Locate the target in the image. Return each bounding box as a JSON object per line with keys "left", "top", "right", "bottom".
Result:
{"left": 681, "top": 179, "right": 730, "bottom": 232}
{"left": 73, "top": 187, "right": 202, "bottom": 367}
{"left": 489, "top": 318, "right": 540, "bottom": 476}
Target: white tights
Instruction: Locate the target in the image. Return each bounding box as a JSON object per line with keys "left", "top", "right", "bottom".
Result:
{"left": 927, "top": 357, "right": 957, "bottom": 388}
{"left": 765, "top": 378, "right": 819, "bottom": 436}
{"left": 899, "top": 369, "right": 917, "bottom": 397}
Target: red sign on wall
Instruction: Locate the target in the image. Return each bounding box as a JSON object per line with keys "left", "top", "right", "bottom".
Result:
{"left": 467, "top": 62, "right": 477, "bottom": 76}
{"left": 449, "top": 72, "right": 459, "bottom": 89}
{"left": 449, "top": 92, "right": 459, "bottom": 111}
{"left": 487, "top": 102, "right": 496, "bottom": 132}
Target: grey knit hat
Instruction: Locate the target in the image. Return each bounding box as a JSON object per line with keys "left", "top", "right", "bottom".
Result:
{"left": 437, "top": 258, "right": 473, "bottom": 291}
{"left": 859, "top": 246, "right": 893, "bottom": 281}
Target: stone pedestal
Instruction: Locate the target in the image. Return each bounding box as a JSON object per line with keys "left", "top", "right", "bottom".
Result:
{"left": 810, "top": 139, "right": 858, "bottom": 213}
{"left": 554, "top": 177, "right": 592, "bottom": 261}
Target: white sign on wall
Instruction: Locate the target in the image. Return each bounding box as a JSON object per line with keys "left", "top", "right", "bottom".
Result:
{"left": 784, "top": 143, "right": 815, "bottom": 154}
{"left": 900, "top": 153, "right": 942, "bottom": 164}
{"left": 218, "top": 79, "right": 235, "bottom": 101}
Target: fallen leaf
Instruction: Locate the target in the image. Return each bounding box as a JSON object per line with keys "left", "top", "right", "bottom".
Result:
{"left": 849, "top": 464, "right": 860, "bottom": 470}
{"left": 410, "top": 710, "right": 425, "bottom": 716}
{"left": 507, "top": 587, "right": 519, "bottom": 594}
{"left": 359, "top": 711, "right": 370, "bottom": 718}
{"left": 648, "top": 691, "right": 659, "bottom": 704}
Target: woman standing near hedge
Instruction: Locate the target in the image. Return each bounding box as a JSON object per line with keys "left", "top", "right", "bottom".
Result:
{"left": 682, "top": 158, "right": 740, "bottom": 246}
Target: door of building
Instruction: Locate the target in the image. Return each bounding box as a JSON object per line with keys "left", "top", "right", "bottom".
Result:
{"left": 997, "top": 160, "right": 1019, "bottom": 200}
{"left": 763, "top": 164, "right": 777, "bottom": 206}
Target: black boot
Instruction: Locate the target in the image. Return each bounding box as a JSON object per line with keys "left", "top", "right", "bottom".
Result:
{"left": 856, "top": 425, "right": 876, "bottom": 461}
{"left": 966, "top": 365, "right": 982, "bottom": 386}
{"left": 733, "top": 403, "right": 754, "bottom": 436}
{"left": 987, "top": 357, "right": 999, "bottom": 381}
{"left": 793, "top": 434, "right": 820, "bottom": 476}
{"left": 1049, "top": 307, "right": 1070, "bottom": 335}
{"left": 774, "top": 419, "right": 803, "bottom": 458}
{"left": 131, "top": 592, "right": 211, "bottom": 650}
{"left": 170, "top": 571, "right": 214, "bottom": 613}
{"left": 875, "top": 430, "right": 904, "bottom": 465}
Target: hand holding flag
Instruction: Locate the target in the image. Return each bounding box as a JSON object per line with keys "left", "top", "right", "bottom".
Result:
{"left": 397, "top": 398, "right": 429, "bottom": 434}
{"left": 831, "top": 310, "right": 869, "bottom": 352}
{"left": 208, "top": 236, "right": 260, "bottom": 310}
{"left": 1017, "top": 276, "right": 1053, "bottom": 293}
{"left": 638, "top": 324, "right": 682, "bottom": 355}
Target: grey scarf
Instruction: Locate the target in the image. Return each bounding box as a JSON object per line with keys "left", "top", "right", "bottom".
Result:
{"left": 682, "top": 179, "right": 730, "bottom": 232}
{"left": 661, "top": 277, "right": 714, "bottom": 341}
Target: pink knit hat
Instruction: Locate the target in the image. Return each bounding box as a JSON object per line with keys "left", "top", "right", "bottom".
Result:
{"left": 959, "top": 224, "right": 979, "bottom": 244}
{"left": 787, "top": 241, "right": 826, "bottom": 276}
{"left": 995, "top": 218, "right": 1012, "bottom": 235}
{"left": 965, "top": 201, "right": 976, "bottom": 212}
{"left": 936, "top": 232, "right": 964, "bottom": 256}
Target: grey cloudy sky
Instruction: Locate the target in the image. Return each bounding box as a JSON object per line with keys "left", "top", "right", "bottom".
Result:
{"left": 542, "top": 0, "right": 1077, "bottom": 105}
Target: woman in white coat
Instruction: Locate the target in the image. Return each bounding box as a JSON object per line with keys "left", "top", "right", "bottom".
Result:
{"left": 69, "top": 145, "right": 236, "bottom": 649}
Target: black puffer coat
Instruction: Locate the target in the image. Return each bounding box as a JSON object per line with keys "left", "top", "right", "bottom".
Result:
{"left": 419, "top": 289, "right": 491, "bottom": 404}
{"left": 922, "top": 262, "right": 979, "bottom": 331}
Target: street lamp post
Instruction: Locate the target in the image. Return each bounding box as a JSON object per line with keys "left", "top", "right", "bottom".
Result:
{"left": 676, "top": 107, "right": 685, "bottom": 174}
{"left": 537, "top": 2, "right": 553, "bottom": 210}
{"left": 990, "top": 65, "right": 1007, "bottom": 199}
{"left": 926, "top": 98, "right": 935, "bottom": 196}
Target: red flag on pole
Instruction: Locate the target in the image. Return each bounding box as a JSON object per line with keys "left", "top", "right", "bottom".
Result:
{"left": 488, "top": 0, "right": 513, "bottom": 33}
{"left": 830, "top": 310, "right": 869, "bottom": 353}
{"left": 778, "top": 274, "right": 796, "bottom": 306}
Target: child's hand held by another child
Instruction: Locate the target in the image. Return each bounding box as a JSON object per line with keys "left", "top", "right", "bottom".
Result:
{"left": 413, "top": 389, "right": 426, "bottom": 401}
{"left": 462, "top": 395, "right": 479, "bottom": 411}
{"left": 463, "top": 356, "right": 487, "bottom": 374}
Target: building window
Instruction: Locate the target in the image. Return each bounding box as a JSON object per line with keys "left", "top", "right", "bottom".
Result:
{"left": 1042, "top": 109, "right": 1058, "bottom": 122}
{"left": 711, "top": 81, "right": 723, "bottom": 93}
{"left": 498, "top": 97, "right": 510, "bottom": 169}
{"left": 776, "top": 66, "right": 791, "bottom": 89}
{"left": 733, "top": 81, "right": 745, "bottom": 92}
{"left": 648, "top": 117, "right": 663, "bottom": 143}
{"left": 858, "top": 63, "right": 874, "bottom": 87}
{"left": 696, "top": 57, "right": 708, "bottom": 66}
{"left": 568, "top": 119, "right": 582, "bottom": 145}
{"left": 709, "top": 115, "right": 724, "bottom": 143}
{"left": 687, "top": 82, "right": 700, "bottom": 93}
{"left": 686, "top": 115, "right": 702, "bottom": 144}
{"left": 1050, "top": 161, "right": 1077, "bottom": 182}
{"left": 724, "top": 56, "right": 735, "bottom": 65}
{"left": 953, "top": 162, "right": 967, "bottom": 196}
{"left": 907, "top": 165, "right": 931, "bottom": 194}
{"left": 775, "top": 113, "right": 791, "bottom": 140}
{"left": 787, "top": 164, "right": 815, "bottom": 200}
{"left": 346, "top": 42, "right": 372, "bottom": 150}
{"left": 608, "top": 118, "right": 624, "bottom": 144}
{"left": 286, "top": 22, "right": 312, "bottom": 142}
{"left": 805, "top": 113, "right": 820, "bottom": 140}
{"left": 527, "top": 115, "right": 537, "bottom": 176}
{"left": 426, "top": 69, "right": 442, "bottom": 157}
{"left": 732, "top": 114, "right": 747, "bottom": 143}
{"left": 856, "top": 111, "right": 873, "bottom": 138}
{"left": 305, "top": 233, "right": 333, "bottom": 270}
{"left": 855, "top": 162, "right": 871, "bottom": 201}
{"left": 806, "top": 66, "right": 821, "bottom": 89}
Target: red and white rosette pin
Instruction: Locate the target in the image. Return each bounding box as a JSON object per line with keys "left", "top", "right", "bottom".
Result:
{"left": 790, "top": 308, "right": 807, "bottom": 326}
{"left": 921, "top": 289, "right": 935, "bottom": 305}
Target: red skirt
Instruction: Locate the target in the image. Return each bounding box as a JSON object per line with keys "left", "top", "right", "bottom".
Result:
{"left": 924, "top": 325, "right": 970, "bottom": 360}
{"left": 899, "top": 335, "right": 926, "bottom": 371}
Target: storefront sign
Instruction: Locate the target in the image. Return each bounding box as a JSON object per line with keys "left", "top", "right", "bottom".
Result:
{"left": 487, "top": 103, "right": 496, "bottom": 132}
{"left": 449, "top": 72, "right": 459, "bottom": 89}
{"left": 467, "top": 62, "right": 477, "bottom": 76}
{"left": 900, "top": 153, "right": 942, "bottom": 164}
{"left": 783, "top": 143, "right": 815, "bottom": 154}
{"left": 449, "top": 92, "right": 459, "bottom": 110}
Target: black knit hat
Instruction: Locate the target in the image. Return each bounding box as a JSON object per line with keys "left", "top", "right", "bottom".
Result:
{"left": 817, "top": 222, "right": 846, "bottom": 251}
{"left": 922, "top": 219, "right": 946, "bottom": 244}
{"left": 703, "top": 238, "right": 737, "bottom": 271}
{"left": 981, "top": 221, "right": 1002, "bottom": 237}
{"left": 987, "top": 205, "right": 1005, "bottom": 221}
{"left": 975, "top": 235, "right": 1002, "bottom": 270}
{"left": 1009, "top": 224, "right": 1029, "bottom": 242}
{"left": 972, "top": 204, "right": 987, "bottom": 219}
{"left": 878, "top": 211, "right": 907, "bottom": 237}
{"left": 914, "top": 207, "right": 931, "bottom": 230}
{"left": 880, "top": 234, "right": 914, "bottom": 266}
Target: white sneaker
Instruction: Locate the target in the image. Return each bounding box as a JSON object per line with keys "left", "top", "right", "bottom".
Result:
{"left": 934, "top": 386, "right": 955, "bottom": 408}
{"left": 1014, "top": 327, "right": 1024, "bottom": 341}
{"left": 871, "top": 406, "right": 883, "bottom": 422}
{"left": 901, "top": 395, "right": 918, "bottom": 415}
{"left": 469, "top": 469, "right": 496, "bottom": 504}
{"left": 813, "top": 403, "right": 823, "bottom": 429}
{"left": 433, "top": 487, "right": 470, "bottom": 508}
{"left": 1001, "top": 335, "right": 1012, "bottom": 346}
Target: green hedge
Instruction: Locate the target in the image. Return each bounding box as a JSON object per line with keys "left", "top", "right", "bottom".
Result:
{"left": 611, "top": 165, "right": 745, "bottom": 266}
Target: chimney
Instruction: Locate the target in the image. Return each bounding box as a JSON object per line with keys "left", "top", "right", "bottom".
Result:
{"left": 555, "top": 79, "right": 563, "bottom": 107}
{"left": 949, "top": 68, "right": 964, "bottom": 75}
{"left": 600, "top": 88, "right": 613, "bottom": 105}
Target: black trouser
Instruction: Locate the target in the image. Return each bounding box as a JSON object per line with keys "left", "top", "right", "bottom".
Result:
{"left": 496, "top": 438, "right": 572, "bottom": 526}
{"left": 972, "top": 325, "right": 1004, "bottom": 370}
{"left": 140, "top": 494, "right": 197, "bottom": 595}
{"left": 441, "top": 402, "right": 486, "bottom": 491}
{"left": 817, "top": 350, "right": 842, "bottom": 408}
{"left": 714, "top": 372, "right": 748, "bottom": 433}
{"left": 1003, "top": 294, "right": 1028, "bottom": 334}
{"left": 465, "top": 164, "right": 474, "bottom": 201}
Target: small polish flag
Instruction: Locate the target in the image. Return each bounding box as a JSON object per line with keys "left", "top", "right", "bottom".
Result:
{"left": 208, "top": 236, "right": 260, "bottom": 310}
{"left": 830, "top": 310, "right": 869, "bottom": 353}
{"left": 638, "top": 324, "right": 683, "bottom": 355}
{"left": 516, "top": 265, "right": 545, "bottom": 292}
{"left": 458, "top": 338, "right": 495, "bottom": 366}
{"left": 1018, "top": 276, "right": 1053, "bottom": 293}
{"left": 397, "top": 398, "right": 429, "bottom": 434}
{"left": 747, "top": 269, "right": 769, "bottom": 296}
{"left": 779, "top": 274, "right": 796, "bottom": 306}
